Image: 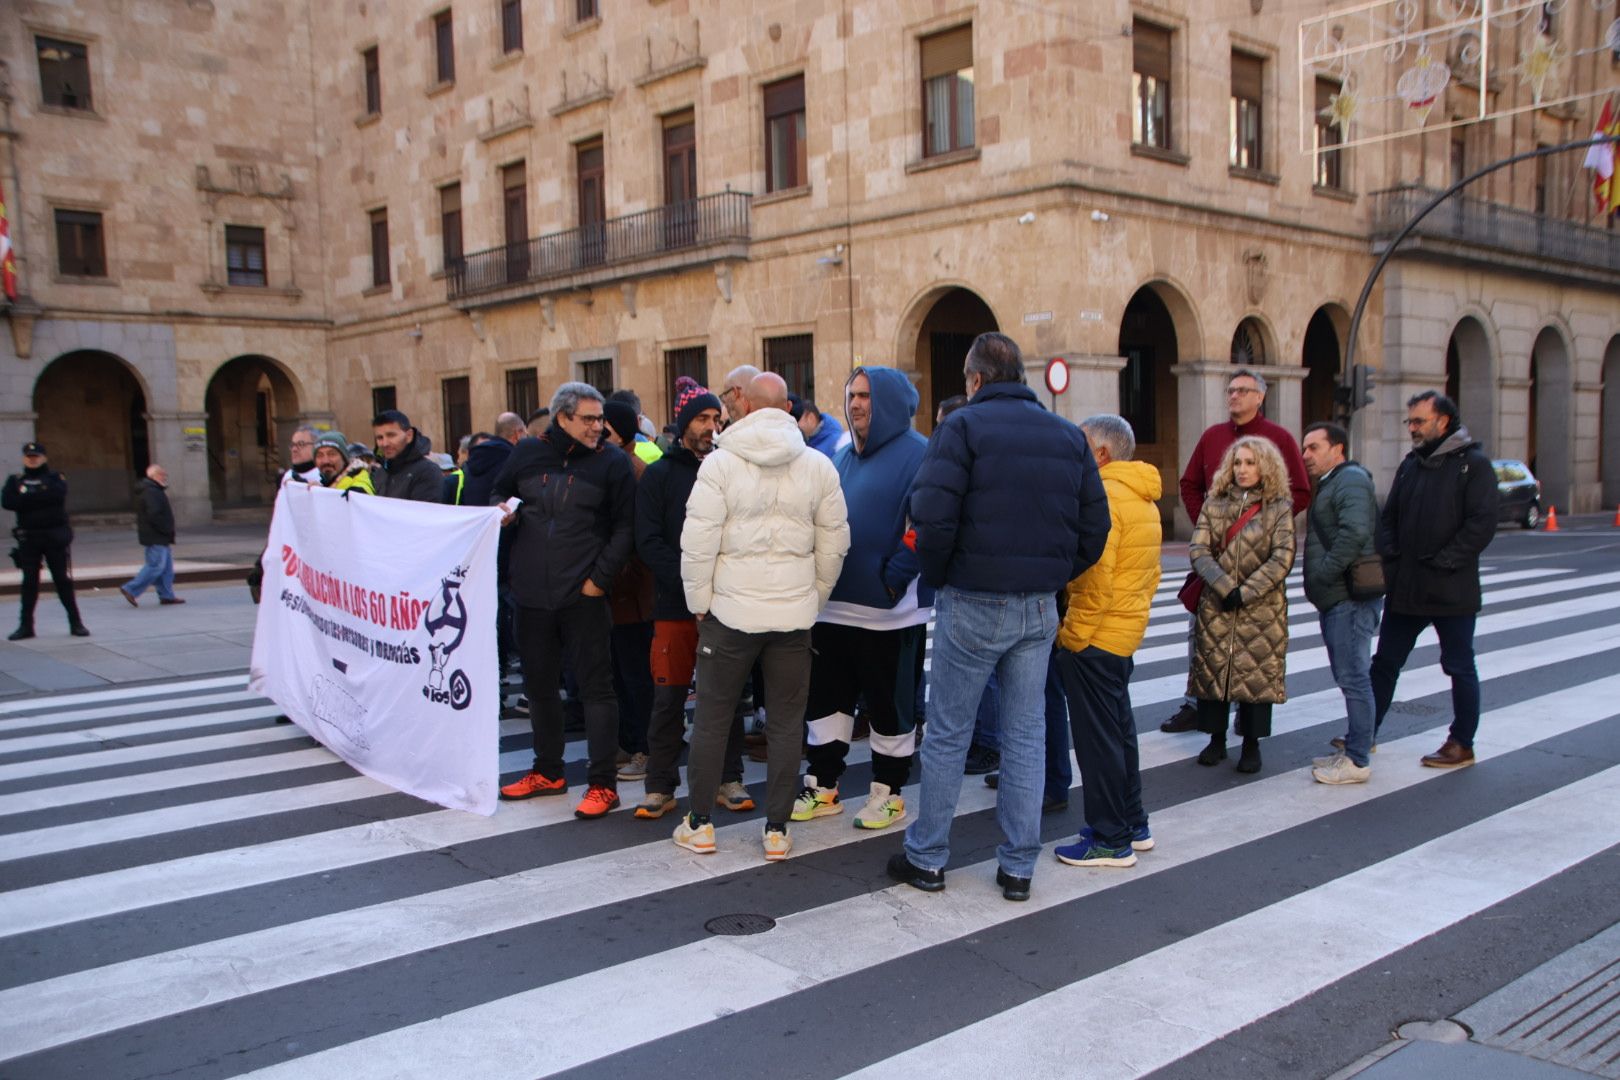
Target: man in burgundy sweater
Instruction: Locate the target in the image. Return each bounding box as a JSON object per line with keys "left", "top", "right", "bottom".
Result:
{"left": 1161, "top": 367, "right": 1311, "bottom": 733}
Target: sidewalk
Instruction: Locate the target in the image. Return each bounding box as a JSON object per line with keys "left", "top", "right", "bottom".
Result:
{"left": 0, "top": 520, "right": 268, "bottom": 597}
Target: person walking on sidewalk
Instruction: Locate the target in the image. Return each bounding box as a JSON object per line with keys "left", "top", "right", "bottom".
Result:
{"left": 120, "top": 465, "right": 184, "bottom": 607}
{"left": 493, "top": 382, "right": 636, "bottom": 819}
{"left": 794, "top": 366, "right": 931, "bottom": 831}
{"left": 673, "top": 372, "right": 849, "bottom": 862}
{"left": 1301, "top": 422, "right": 1382, "bottom": 785}
{"left": 1163, "top": 369, "right": 1310, "bottom": 734}
{"left": 1370, "top": 391, "right": 1498, "bottom": 769}
{"left": 890, "top": 333, "right": 1109, "bottom": 902}
{"left": 3, "top": 442, "right": 89, "bottom": 639}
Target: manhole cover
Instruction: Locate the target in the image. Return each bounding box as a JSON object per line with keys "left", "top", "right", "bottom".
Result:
{"left": 1396, "top": 1019, "right": 1471, "bottom": 1043}
{"left": 704, "top": 913, "right": 776, "bottom": 936}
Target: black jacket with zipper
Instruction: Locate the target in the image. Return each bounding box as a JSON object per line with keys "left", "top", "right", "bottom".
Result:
{"left": 1376, "top": 426, "right": 1499, "bottom": 617}
{"left": 492, "top": 426, "right": 635, "bottom": 610}
{"left": 134, "top": 478, "right": 176, "bottom": 547}
{"left": 634, "top": 441, "right": 702, "bottom": 621}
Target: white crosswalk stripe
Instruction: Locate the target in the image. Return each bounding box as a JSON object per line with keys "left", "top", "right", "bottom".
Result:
{"left": 0, "top": 563, "right": 1617, "bottom": 1078}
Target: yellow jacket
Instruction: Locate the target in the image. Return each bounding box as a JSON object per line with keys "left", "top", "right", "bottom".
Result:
{"left": 1058, "top": 459, "right": 1163, "bottom": 657}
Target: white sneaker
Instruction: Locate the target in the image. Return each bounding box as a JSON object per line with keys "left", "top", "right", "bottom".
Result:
{"left": 616, "top": 751, "right": 648, "bottom": 781}
{"left": 673, "top": 815, "right": 716, "bottom": 854}
{"left": 1312, "top": 750, "right": 1346, "bottom": 769}
{"left": 1313, "top": 755, "right": 1372, "bottom": 785}
{"left": 763, "top": 826, "right": 792, "bottom": 861}
{"left": 852, "top": 782, "right": 906, "bottom": 830}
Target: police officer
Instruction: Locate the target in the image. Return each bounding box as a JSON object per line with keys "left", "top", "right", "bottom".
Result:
{"left": 2, "top": 443, "right": 90, "bottom": 640}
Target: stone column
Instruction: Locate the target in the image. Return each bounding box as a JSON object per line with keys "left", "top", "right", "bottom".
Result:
{"left": 148, "top": 411, "right": 213, "bottom": 528}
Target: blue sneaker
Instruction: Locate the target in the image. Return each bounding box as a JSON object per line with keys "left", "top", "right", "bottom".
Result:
{"left": 1078, "top": 824, "right": 1155, "bottom": 852}
{"left": 1055, "top": 835, "right": 1137, "bottom": 868}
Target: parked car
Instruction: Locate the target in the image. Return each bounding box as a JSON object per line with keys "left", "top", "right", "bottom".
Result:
{"left": 1493, "top": 459, "right": 1541, "bottom": 529}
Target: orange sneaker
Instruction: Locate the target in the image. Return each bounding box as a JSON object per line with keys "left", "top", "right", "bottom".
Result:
{"left": 574, "top": 785, "right": 621, "bottom": 819}
{"left": 499, "top": 771, "right": 567, "bottom": 800}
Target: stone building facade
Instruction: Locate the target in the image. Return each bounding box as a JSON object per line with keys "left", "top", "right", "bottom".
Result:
{"left": 3, "top": 0, "right": 1617, "bottom": 532}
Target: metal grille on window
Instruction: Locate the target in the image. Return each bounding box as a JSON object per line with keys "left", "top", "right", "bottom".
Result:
{"left": 764, "top": 334, "right": 815, "bottom": 402}
{"left": 226, "top": 226, "right": 267, "bottom": 287}
{"left": 1231, "top": 321, "right": 1266, "bottom": 367}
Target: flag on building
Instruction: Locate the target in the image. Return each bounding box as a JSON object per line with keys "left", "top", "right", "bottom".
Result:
{"left": 1584, "top": 97, "right": 1620, "bottom": 217}
{"left": 0, "top": 179, "right": 16, "bottom": 302}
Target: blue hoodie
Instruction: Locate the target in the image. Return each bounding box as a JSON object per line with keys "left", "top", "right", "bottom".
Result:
{"left": 806, "top": 412, "right": 847, "bottom": 457}
{"left": 821, "top": 366, "right": 933, "bottom": 624}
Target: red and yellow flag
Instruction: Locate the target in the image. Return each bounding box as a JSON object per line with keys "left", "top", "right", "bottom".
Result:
{"left": 1586, "top": 97, "right": 1620, "bottom": 218}
{"left": 0, "top": 178, "right": 16, "bottom": 302}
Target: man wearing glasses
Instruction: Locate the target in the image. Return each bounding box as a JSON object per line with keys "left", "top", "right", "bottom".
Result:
{"left": 283, "top": 425, "right": 321, "bottom": 485}
{"left": 1161, "top": 368, "right": 1311, "bottom": 733}
{"left": 493, "top": 382, "right": 636, "bottom": 821}
{"left": 719, "top": 365, "right": 760, "bottom": 426}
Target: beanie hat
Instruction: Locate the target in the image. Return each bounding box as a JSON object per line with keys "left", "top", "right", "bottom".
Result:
{"left": 602, "top": 400, "right": 640, "bottom": 446}
{"left": 674, "top": 377, "right": 722, "bottom": 437}
{"left": 314, "top": 431, "right": 350, "bottom": 463}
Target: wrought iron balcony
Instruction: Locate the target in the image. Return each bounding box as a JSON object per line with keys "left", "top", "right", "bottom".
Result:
{"left": 1371, "top": 185, "right": 1620, "bottom": 280}
{"left": 448, "top": 191, "right": 751, "bottom": 306}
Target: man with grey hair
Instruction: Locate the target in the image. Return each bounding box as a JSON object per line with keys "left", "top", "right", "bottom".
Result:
{"left": 493, "top": 381, "right": 637, "bottom": 820}
{"left": 283, "top": 424, "right": 320, "bottom": 485}
{"left": 719, "top": 364, "right": 761, "bottom": 425}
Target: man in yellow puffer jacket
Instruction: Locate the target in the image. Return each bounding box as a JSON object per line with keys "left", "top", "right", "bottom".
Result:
{"left": 1052, "top": 415, "right": 1164, "bottom": 869}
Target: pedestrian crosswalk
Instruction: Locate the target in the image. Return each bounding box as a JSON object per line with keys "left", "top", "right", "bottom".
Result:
{"left": 2, "top": 563, "right": 1619, "bottom": 1078}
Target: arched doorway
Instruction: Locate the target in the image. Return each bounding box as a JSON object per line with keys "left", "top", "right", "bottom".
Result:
{"left": 1529, "top": 326, "right": 1572, "bottom": 513}
{"left": 204, "top": 355, "right": 302, "bottom": 510}
{"left": 1444, "top": 316, "right": 1495, "bottom": 453}
{"left": 1603, "top": 336, "right": 1620, "bottom": 510}
{"left": 32, "top": 351, "right": 150, "bottom": 515}
{"left": 1302, "top": 306, "right": 1345, "bottom": 427}
{"left": 1119, "top": 286, "right": 1182, "bottom": 529}
{"left": 910, "top": 287, "right": 999, "bottom": 428}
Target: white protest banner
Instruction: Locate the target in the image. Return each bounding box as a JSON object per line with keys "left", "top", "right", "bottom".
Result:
{"left": 249, "top": 482, "right": 502, "bottom": 815}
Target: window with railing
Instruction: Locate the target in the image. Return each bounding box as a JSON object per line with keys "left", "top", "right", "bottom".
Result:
{"left": 440, "top": 183, "right": 463, "bottom": 273}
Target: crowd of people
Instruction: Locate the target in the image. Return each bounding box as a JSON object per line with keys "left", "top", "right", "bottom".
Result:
{"left": 4, "top": 331, "right": 1501, "bottom": 898}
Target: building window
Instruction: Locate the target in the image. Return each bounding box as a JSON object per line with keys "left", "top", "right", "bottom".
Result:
{"left": 442, "top": 376, "right": 472, "bottom": 458}
{"left": 54, "top": 209, "right": 106, "bottom": 277}
{"left": 577, "top": 139, "right": 606, "bottom": 265}
{"left": 665, "top": 346, "right": 708, "bottom": 420}
{"left": 1132, "top": 20, "right": 1172, "bottom": 150}
{"left": 663, "top": 111, "right": 698, "bottom": 248}
{"left": 506, "top": 367, "right": 539, "bottom": 417}
{"left": 369, "top": 208, "right": 390, "bottom": 288}
{"left": 225, "top": 225, "right": 267, "bottom": 287}
{"left": 764, "top": 75, "right": 807, "bottom": 192}
{"left": 577, "top": 357, "right": 614, "bottom": 395}
{"left": 362, "top": 46, "right": 381, "bottom": 114}
{"left": 433, "top": 10, "right": 455, "bottom": 85}
{"left": 439, "top": 183, "right": 463, "bottom": 272}
{"left": 1314, "top": 77, "right": 1345, "bottom": 189}
{"left": 36, "top": 36, "right": 93, "bottom": 111}
{"left": 920, "top": 25, "right": 974, "bottom": 157}
{"left": 502, "top": 162, "right": 529, "bottom": 279}
{"left": 1229, "top": 51, "right": 1263, "bottom": 170}
{"left": 764, "top": 333, "right": 814, "bottom": 401}
{"left": 501, "top": 0, "right": 523, "bottom": 53}
{"left": 372, "top": 385, "right": 397, "bottom": 417}
{"left": 576, "top": 0, "right": 598, "bottom": 22}
{"left": 1231, "top": 319, "right": 1266, "bottom": 367}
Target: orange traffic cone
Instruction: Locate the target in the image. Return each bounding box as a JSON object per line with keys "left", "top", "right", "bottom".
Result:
{"left": 1613, "top": 505, "right": 1620, "bottom": 528}
{"left": 1545, "top": 505, "right": 1560, "bottom": 532}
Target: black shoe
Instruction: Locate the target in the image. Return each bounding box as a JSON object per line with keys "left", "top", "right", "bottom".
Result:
{"left": 1236, "top": 739, "right": 1262, "bottom": 774}
{"left": 963, "top": 745, "right": 1000, "bottom": 776}
{"left": 1160, "top": 704, "right": 1198, "bottom": 733}
{"left": 1042, "top": 794, "right": 1069, "bottom": 814}
{"left": 887, "top": 852, "right": 945, "bottom": 892}
{"left": 1197, "top": 737, "right": 1228, "bottom": 766}
{"left": 995, "top": 867, "right": 1031, "bottom": 902}
{"left": 984, "top": 772, "right": 999, "bottom": 789}
{"left": 8, "top": 626, "right": 34, "bottom": 641}
{"left": 69, "top": 623, "right": 90, "bottom": 638}
{"left": 274, "top": 715, "right": 293, "bottom": 724}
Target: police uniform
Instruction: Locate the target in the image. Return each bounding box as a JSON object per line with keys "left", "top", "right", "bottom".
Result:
{"left": 2, "top": 442, "right": 89, "bottom": 639}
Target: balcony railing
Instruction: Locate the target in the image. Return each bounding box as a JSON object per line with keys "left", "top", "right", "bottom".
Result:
{"left": 448, "top": 190, "right": 751, "bottom": 302}
{"left": 1371, "top": 185, "right": 1620, "bottom": 275}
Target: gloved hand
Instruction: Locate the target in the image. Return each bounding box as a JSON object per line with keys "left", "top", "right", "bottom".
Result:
{"left": 1221, "top": 588, "right": 1245, "bottom": 611}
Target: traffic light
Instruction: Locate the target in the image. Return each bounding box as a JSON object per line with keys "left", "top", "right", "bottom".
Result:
{"left": 1351, "top": 363, "right": 1375, "bottom": 411}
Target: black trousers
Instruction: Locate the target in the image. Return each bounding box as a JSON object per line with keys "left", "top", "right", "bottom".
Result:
{"left": 15, "top": 532, "right": 82, "bottom": 629}
{"left": 803, "top": 622, "right": 926, "bottom": 791}
{"left": 1055, "top": 646, "right": 1144, "bottom": 850}
{"left": 610, "top": 621, "right": 655, "bottom": 755}
{"left": 1196, "top": 698, "right": 1273, "bottom": 739}
{"left": 517, "top": 597, "right": 618, "bottom": 789}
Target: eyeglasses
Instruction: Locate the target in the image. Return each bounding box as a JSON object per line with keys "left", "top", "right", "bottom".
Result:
{"left": 290, "top": 438, "right": 316, "bottom": 448}
{"left": 1227, "top": 387, "right": 1261, "bottom": 397}
{"left": 720, "top": 386, "right": 741, "bottom": 400}
{"left": 573, "top": 413, "right": 606, "bottom": 426}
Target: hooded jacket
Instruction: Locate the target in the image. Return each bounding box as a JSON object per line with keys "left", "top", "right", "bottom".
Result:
{"left": 492, "top": 426, "right": 636, "bottom": 610}
{"left": 1058, "top": 460, "right": 1163, "bottom": 657}
{"left": 461, "top": 438, "right": 513, "bottom": 511}
{"left": 680, "top": 406, "right": 850, "bottom": 633}
{"left": 1377, "top": 425, "right": 1498, "bottom": 617}
{"left": 806, "top": 412, "right": 848, "bottom": 458}
{"left": 1304, "top": 461, "right": 1377, "bottom": 612}
{"left": 134, "top": 477, "right": 176, "bottom": 547}
{"left": 635, "top": 440, "right": 703, "bottom": 621}
{"left": 376, "top": 432, "right": 444, "bottom": 503}
{"left": 820, "top": 366, "right": 931, "bottom": 628}
{"left": 910, "top": 382, "right": 1110, "bottom": 594}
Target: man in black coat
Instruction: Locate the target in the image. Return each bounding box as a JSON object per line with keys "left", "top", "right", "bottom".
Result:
{"left": 465, "top": 412, "right": 524, "bottom": 693}
{"left": 372, "top": 410, "right": 444, "bottom": 502}
{"left": 492, "top": 382, "right": 635, "bottom": 820}
{"left": 1370, "top": 390, "right": 1499, "bottom": 769}
{"left": 120, "top": 464, "right": 184, "bottom": 607}
{"left": 3, "top": 442, "right": 89, "bottom": 639}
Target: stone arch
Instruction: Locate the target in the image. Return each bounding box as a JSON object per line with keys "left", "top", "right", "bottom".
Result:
{"left": 1529, "top": 325, "right": 1573, "bottom": 514}
{"left": 1603, "top": 335, "right": 1620, "bottom": 511}
{"left": 1229, "top": 314, "right": 1275, "bottom": 368}
{"left": 31, "top": 350, "right": 152, "bottom": 515}
{"left": 1118, "top": 283, "right": 1190, "bottom": 531}
{"left": 1302, "top": 304, "right": 1348, "bottom": 427}
{"left": 1444, "top": 314, "right": 1496, "bottom": 455}
{"left": 204, "top": 354, "right": 305, "bottom": 510}
{"left": 893, "top": 283, "right": 1002, "bottom": 430}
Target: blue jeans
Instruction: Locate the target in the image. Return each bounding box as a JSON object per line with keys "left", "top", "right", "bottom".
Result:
{"left": 1320, "top": 599, "right": 1381, "bottom": 766}
{"left": 1371, "top": 610, "right": 1481, "bottom": 748}
{"left": 123, "top": 544, "right": 175, "bottom": 600}
{"left": 904, "top": 587, "right": 1060, "bottom": 879}
{"left": 971, "top": 673, "right": 1000, "bottom": 750}
{"left": 1044, "top": 652, "right": 1072, "bottom": 800}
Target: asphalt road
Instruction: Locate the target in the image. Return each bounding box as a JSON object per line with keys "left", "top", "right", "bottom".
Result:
{"left": 1, "top": 524, "right": 1618, "bottom": 1079}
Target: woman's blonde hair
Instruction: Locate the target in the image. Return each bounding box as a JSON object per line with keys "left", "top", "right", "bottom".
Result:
{"left": 1210, "top": 435, "right": 1290, "bottom": 502}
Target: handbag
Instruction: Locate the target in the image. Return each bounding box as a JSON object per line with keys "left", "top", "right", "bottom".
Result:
{"left": 1307, "top": 500, "right": 1386, "bottom": 601}
{"left": 1180, "top": 502, "right": 1262, "bottom": 613}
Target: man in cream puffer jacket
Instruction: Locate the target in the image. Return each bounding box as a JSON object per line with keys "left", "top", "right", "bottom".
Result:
{"left": 676, "top": 372, "right": 850, "bottom": 861}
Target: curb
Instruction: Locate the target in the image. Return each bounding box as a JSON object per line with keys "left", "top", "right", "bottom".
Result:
{"left": 0, "top": 564, "right": 254, "bottom": 598}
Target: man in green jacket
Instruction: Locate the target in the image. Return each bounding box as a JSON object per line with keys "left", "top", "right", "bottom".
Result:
{"left": 1301, "top": 421, "right": 1380, "bottom": 784}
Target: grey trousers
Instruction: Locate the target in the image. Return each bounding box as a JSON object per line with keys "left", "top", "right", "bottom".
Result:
{"left": 685, "top": 617, "right": 811, "bottom": 825}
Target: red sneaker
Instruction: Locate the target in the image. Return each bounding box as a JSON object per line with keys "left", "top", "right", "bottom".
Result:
{"left": 499, "top": 771, "right": 567, "bottom": 800}
{"left": 574, "top": 785, "right": 620, "bottom": 819}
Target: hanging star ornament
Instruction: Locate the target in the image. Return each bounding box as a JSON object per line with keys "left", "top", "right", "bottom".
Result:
{"left": 1322, "top": 88, "right": 1359, "bottom": 132}
{"left": 1519, "top": 33, "right": 1561, "bottom": 105}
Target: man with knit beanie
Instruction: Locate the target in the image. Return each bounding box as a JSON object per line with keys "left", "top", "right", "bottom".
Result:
{"left": 312, "top": 432, "right": 376, "bottom": 494}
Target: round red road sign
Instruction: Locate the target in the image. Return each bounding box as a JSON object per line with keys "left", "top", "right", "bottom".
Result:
{"left": 1045, "top": 357, "right": 1070, "bottom": 395}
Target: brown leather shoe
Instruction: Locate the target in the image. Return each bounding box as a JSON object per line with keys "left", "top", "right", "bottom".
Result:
{"left": 1159, "top": 704, "right": 1198, "bottom": 733}
{"left": 1421, "top": 739, "right": 1476, "bottom": 769}
{"left": 159, "top": 597, "right": 187, "bottom": 606}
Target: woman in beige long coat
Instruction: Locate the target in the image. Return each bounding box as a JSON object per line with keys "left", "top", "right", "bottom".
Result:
{"left": 1187, "top": 436, "right": 1295, "bottom": 774}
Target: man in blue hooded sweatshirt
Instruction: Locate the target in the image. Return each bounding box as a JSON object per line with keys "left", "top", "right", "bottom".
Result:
{"left": 793, "top": 366, "right": 932, "bottom": 830}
